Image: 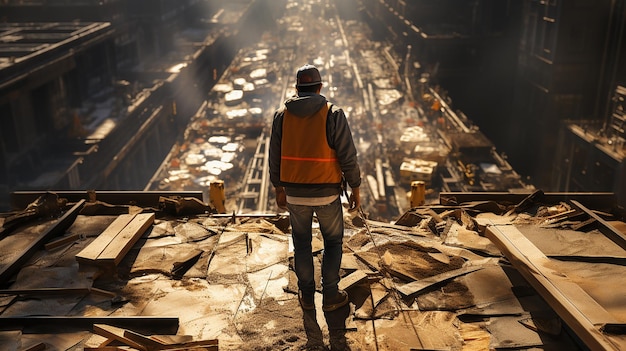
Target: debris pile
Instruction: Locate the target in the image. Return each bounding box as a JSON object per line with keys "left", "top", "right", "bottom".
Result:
{"left": 4, "top": 191, "right": 625, "bottom": 350}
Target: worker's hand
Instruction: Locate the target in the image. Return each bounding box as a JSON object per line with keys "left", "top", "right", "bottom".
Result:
{"left": 348, "top": 187, "right": 360, "bottom": 212}
{"left": 275, "top": 187, "right": 287, "bottom": 211}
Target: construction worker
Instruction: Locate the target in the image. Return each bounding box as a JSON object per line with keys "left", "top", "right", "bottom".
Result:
{"left": 269, "top": 64, "right": 361, "bottom": 351}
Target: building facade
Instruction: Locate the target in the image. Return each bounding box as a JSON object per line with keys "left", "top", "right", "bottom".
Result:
{"left": 508, "top": 0, "right": 620, "bottom": 188}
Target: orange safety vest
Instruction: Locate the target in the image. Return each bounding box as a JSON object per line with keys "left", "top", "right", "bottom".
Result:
{"left": 280, "top": 103, "right": 342, "bottom": 185}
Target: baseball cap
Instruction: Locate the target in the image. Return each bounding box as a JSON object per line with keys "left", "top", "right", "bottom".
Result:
{"left": 296, "top": 64, "right": 322, "bottom": 87}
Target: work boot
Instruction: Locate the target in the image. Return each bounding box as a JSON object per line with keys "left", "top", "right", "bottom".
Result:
{"left": 329, "top": 327, "right": 348, "bottom": 351}
{"left": 322, "top": 289, "right": 349, "bottom": 312}
{"left": 330, "top": 339, "right": 350, "bottom": 351}
{"left": 299, "top": 290, "right": 315, "bottom": 310}
{"left": 302, "top": 308, "right": 325, "bottom": 350}
{"left": 325, "top": 302, "right": 351, "bottom": 351}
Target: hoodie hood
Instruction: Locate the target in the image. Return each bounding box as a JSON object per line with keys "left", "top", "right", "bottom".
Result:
{"left": 284, "top": 92, "right": 327, "bottom": 117}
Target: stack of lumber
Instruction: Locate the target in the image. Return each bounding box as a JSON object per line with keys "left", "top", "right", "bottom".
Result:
{"left": 76, "top": 213, "right": 155, "bottom": 268}
{"left": 88, "top": 324, "right": 218, "bottom": 350}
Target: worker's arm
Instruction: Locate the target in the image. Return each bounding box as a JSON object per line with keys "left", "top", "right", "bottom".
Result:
{"left": 269, "top": 110, "right": 284, "bottom": 187}
{"left": 269, "top": 110, "right": 289, "bottom": 212}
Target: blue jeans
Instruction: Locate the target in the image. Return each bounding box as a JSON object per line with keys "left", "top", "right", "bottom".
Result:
{"left": 288, "top": 197, "right": 344, "bottom": 297}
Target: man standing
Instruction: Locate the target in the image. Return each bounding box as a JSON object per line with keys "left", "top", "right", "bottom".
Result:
{"left": 269, "top": 64, "right": 361, "bottom": 351}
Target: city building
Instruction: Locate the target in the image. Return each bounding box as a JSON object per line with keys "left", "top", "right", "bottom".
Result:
{"left": 0, "top": 0, "right": 279, "bottom": 210}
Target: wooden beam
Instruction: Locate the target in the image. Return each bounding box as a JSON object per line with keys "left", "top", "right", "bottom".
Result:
{"left": 0, "top": 316, "right": 178, "bottom": 334}
{"left": 485, "top": 223, "right": 626, "bottom": 351}
{"left": 0, "top": 287, "right": 116, "bottom": 298}
{"left": 0, "top": 287, "right": 91, "bottom": 296}
{"left": 10, "top": 191, "right": 203, "bottom": 211}
{"left": 0, "top": 200, "right": 85, "bottom": 285}
{"left": 439, "top": 192, "right": 616, "bottom": 210}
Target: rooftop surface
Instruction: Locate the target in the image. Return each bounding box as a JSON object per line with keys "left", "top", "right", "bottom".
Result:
{"left": 0, "top": 190, "right": 625, "bottom": 350}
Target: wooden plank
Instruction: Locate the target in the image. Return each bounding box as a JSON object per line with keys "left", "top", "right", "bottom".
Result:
{"left": 76, "top": 214, "right": 136, "bottom": 265}
{"left": 396, "top": 266, "right": 483, "bottom": 296}
{"left": 340, "top": 253, "right": 361, "bottom": 271}
{"left": 93, "top": 324, "right": 147, "bottom": 351}
{"left": 156, "top": 345, "right": 218, "bottom": 351}
{"left": 90, "top": 287, "right": 119, "bottom": 298}
{"left": 0, "top": 200, "right": 85, "bottom": 284}
{"left": 155, "top": 341, "right": 218, "bottom": 351}
{"left": 147, "top": 335, "right": 218, "bottom": 351}
{"left": 119, "top": 329, "right": 220, "bottom": 351}
{"left": 338, "top": 270, "right": 369, "bottom": 291}
{"left": 45, "top": 233, "right": 81, "bottom": 250}
{"left": 485, "top": 223, "right": 626, "bottom": 351}
{"left": 370, "top": 281, "right": 389, "bottom": 307}
{"left": 353, "top": 251, "right": 381, "bottom": 271}
{"left": 83, "top": 334, "right": 118, "bottom": 349}
{"left": 147, "top": 335, "right": 192, "bottom": 344}
{"left": 98, "top": 213, "right": 155, "bottom": 266}
{"left": 123, "top": 329, "right": 166, "bottom": 350}
{"left": 571, "top": 200, "right": 626, "bottom": 250}
{"left": 20, "top": 342, "right": 46, "bottom": 351}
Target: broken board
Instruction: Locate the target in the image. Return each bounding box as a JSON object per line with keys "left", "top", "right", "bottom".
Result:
{"left": 396, "top": 266, "right": 483, "bottom": 297}
{"left": 486, "top": 223, "right": 626, "bottom": 351}
{"left": 93, "top": 324, "right": 218, "bottom": 351}
{"left": 76, "top": 213, "right": 155, "bottom": 268}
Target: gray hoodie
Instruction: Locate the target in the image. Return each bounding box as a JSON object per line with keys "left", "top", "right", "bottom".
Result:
{"left": 269, "top": 92, "right": 361, "bottom": 198}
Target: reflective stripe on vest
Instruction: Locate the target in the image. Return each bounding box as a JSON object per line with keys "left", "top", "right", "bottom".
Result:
{"left": 280, "top": 103, "right": 342, "bottom": 185}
